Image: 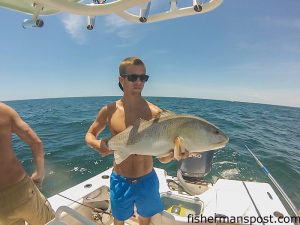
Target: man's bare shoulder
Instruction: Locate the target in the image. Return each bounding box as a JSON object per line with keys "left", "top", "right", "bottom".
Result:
{"left": 0, "top": 102, "right": 10, "bottom": 112}
{"left": 106, "top": 100, "right": 122, "bottom": 113}
{"left": 146, "top": 101, "right": 163, "bottom": 116}
{"left": 0, "top": 103, "right": 15, "bottom": 118}
{"left": 98, "top": 100, "right": 122, "bottom": 120}
{"left": 97, "top": 101, "right": 115, "bottom": 113}
{"left": 113, "top": 99, "right": 123, "bottom": 108}
{"left": 0, "top": 103, "right": 15, "bottom": 128}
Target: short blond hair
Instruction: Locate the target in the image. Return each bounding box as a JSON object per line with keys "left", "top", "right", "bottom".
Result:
{"left": 119, "top": 57, "right": 146, "bottom": 75}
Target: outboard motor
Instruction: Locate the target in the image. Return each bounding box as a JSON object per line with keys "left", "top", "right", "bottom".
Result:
{"left": 177, "top": 151, "right": 214, "bottom": 195}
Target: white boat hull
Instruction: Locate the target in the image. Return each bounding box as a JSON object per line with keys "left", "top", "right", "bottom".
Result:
{"left": 47, "top": 167, "right": 294, "bottom": 225}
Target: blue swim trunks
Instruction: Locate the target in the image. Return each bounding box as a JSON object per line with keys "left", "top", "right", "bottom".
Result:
{"left": 110, "top": 169, "right": 164, "bottom": 221}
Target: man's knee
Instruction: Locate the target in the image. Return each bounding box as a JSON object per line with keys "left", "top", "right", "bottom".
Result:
{"left": 114, "top": 218, "right": 125, "bottom": 225}
{"left": 138, "top": 215, "right": 151, "bottom": 225}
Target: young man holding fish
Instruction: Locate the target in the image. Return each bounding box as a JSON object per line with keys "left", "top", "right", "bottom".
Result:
{"left": 85, "top": 57, "right": 188, "bottom": 225}
{"left": 0, "top": 102, "right": 55, "bottom": 225}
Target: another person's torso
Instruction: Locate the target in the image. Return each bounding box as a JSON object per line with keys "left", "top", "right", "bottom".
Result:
{"left": 0, "top": 106, "right": 26, "bottom": 190}
{"left": 107, "top": 99, "right": 161, "bottom": 178}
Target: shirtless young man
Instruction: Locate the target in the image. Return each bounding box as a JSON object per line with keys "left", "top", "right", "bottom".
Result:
{"left": 86, "top": 57, "right": 188, "bottom": 225}
{"left": 0, "top": 103, "right": 55, "bottom": 225}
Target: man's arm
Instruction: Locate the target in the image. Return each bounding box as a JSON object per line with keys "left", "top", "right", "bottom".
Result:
{"left": 10, "top": 107, "right": 44, "bottom": 187}
{"left": 85, "top": 106, "right": 112, "bottom": 156}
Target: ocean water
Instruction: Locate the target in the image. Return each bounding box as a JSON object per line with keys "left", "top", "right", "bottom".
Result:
{"left": 5, "top": 97, "right": 300, "bottom": 211}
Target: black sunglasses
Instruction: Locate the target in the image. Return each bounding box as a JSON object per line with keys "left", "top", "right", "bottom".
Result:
{"left": 121, "top": 74, "right": 149, "bottom": 82}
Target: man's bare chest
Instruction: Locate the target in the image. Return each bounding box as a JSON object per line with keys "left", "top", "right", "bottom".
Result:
{"left": 109, "top": 109, "right": 152, "bottom": 135}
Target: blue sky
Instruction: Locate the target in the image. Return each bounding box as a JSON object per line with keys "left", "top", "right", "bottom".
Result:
{"left": 0, "top": 0, "right": 299, "bottom": 107}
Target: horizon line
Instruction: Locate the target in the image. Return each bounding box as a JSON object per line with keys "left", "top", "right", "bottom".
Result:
{"left": 2, "top": 95, "right": 300, "bottom": 109}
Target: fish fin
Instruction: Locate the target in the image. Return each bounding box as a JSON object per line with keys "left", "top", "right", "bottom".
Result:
{"left": 131, "top": 118, "right": 147, "bottom": 130}
{"left": 159, "top": 109, "right": 177, "bottom": 118}
{"left": 152, "top": 110, "right": 177, "bottom": 123}
{"left": 114, "top": 151, "right": 130, "bottom": 164}
{"left": 134, "top": 118, "right": 147, "bottom": 125}
{"left": 173, "top": 136, "right": 184, "bottom": 161}
{"left": 157, "top": 152, "right": 171, "bottom": 158}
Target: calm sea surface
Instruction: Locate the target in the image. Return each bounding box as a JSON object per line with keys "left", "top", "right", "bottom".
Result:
{"left": 4, "top": 97, "right": 300, "bottom": 210}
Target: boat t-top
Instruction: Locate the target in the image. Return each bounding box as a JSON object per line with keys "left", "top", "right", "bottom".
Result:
{"left": 0, "top": 0, "right": 222, "bottom": 29}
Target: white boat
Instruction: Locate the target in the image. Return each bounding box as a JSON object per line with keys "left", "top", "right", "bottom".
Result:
{"left": 1, "top": 1, "right": 298, "bottom": 224}
{"left": 46, "top": 147, "right": 299, "bottom": 225}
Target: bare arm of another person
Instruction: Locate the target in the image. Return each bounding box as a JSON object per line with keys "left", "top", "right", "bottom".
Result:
{"left": 11, "top": 108, "right": 45, "bottom": 187}
{"left": 85, "top": 106, "right": 113, "bottom": 157}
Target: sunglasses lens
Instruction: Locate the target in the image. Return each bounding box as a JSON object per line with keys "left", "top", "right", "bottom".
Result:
{"left": 141, "top": 75, "right": 149, "bottom": 82}
{"left": 124, "top": 74, "right": 149, "bottom": 82}
{"left": 127, "top": 75, "right": 138, "bottom": 82}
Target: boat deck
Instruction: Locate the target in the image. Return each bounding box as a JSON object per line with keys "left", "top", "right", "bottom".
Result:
{"left": 47, "top": 168, "right": 294, "bottom": 225}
